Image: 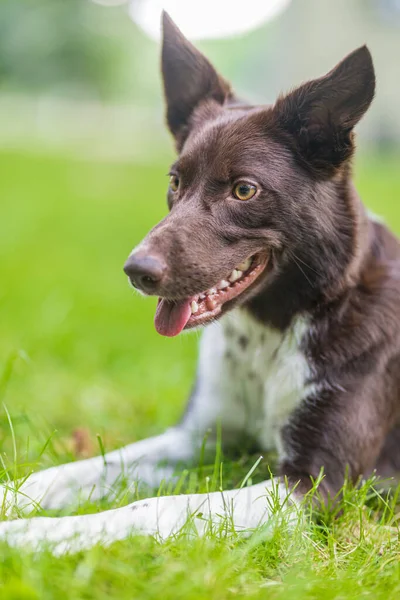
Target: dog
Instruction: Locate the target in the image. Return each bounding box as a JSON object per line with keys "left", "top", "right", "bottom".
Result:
{"left": 0, "top": 12, "right": 399, "bottom": 554}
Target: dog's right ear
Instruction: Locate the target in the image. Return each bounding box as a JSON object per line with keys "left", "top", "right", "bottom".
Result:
{"left": 161, "top": 11, "right": 232, "bottom": 147}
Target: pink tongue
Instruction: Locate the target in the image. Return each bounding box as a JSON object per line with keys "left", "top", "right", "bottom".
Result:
{"left": 154, "top": 298, "right": 192, "bottom": 337}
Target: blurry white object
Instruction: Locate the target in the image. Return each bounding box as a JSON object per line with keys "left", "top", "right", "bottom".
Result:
{"left": 129, "top": 0, "right": 291, "bottom": 40}
{"left": 92, "top": 0, "right": 127, "bottom": 6}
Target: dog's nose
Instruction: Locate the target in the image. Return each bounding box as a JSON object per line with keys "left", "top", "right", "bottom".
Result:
{"left": 123, "top": 253, "right": 167, "bottom": 293}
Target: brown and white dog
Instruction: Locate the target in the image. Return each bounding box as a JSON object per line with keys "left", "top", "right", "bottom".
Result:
{"left": 1, "top": 13, "right": 399, "bottom": 553}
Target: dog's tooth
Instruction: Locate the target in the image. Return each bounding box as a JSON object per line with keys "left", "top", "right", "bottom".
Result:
{"left": 199, "top": 293, "right": 206, "bottom": 300}
{"left": 190, "top": 300, "right": 199, "bottom": 314}
{"left": 206, "top": 296, "right": 217, "bottom": 311}
{"left": 228, "top": 269, "right": 242, "bottom": 283}
{"left": 237, "top": 258, "right": 251, "bottom": 272}
{"left": 217, "top": 280, "right": 229, "bottom": 290}
{"left": 207, "top": 287, "right": 217, "bottom": 295}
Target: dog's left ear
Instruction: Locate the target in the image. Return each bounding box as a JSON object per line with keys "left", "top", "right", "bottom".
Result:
{"left": 273, "top": 46, "right": 375, "bottom": 176}
{"left": 161, "top": 11, "right": 232, "bottom": 147}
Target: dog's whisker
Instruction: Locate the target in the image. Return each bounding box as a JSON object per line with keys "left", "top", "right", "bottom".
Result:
{"left": 288, "top": 250, "right": 315, "bottom": 288}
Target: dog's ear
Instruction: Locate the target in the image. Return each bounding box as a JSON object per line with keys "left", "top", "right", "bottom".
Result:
{"left": 273, "top": 46, "right": 375, "bottom": 176}
{"left": 161, "top": 11, "right": 232, "bottom": 146}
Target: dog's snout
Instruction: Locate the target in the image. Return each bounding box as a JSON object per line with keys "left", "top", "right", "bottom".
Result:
{"left": 124, "top": 253, "right": 167, "bottom": 293}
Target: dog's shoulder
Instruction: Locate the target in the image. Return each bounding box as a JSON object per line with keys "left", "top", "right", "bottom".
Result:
{"left": 308, "top": 218, "right": 400, "bottom": 378}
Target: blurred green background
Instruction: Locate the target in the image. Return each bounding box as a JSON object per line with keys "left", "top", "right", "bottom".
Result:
{"left": 0, "top": 0, "right": 399, "bottom": 470}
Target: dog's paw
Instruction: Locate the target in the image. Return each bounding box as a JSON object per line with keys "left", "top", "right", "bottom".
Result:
{"left": 0, "top": 515, "right": 92, "bottom": 554}
{"left": 0, "top": 469, "right": 87, "bottom": 516}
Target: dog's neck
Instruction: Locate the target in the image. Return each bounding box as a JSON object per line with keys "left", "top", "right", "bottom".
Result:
{"left": 245, "top": 175, "right": 372, "bottom": 331}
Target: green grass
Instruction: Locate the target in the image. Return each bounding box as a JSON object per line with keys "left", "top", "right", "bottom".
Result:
{"left": 0, "top": 149, "right": 400, "bottom": 599}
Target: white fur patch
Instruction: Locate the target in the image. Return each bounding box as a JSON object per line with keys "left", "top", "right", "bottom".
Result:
{"left": 184, "top": 309, "right": 313, "bottom": 455}
{"left": 0, "top": 477, "right": 298, "bottom": 554}
{"left": 1, "top": 428, "right": 196, "bottom": 513}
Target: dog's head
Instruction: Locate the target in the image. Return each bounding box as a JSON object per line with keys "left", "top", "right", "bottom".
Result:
{"left": 124, "top": 12, "right": 375, "bottom": 336}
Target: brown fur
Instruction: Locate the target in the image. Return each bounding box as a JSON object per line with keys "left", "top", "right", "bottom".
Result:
{"left": 125, "top": 12, "right": 400, "bottom": 501}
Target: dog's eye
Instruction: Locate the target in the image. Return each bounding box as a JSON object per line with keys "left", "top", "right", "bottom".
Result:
{"left": 169, "top": 175, "right": 180, "bottom": 192}
{"left": 233, "top": 182, "right": 257, "bottom": 201}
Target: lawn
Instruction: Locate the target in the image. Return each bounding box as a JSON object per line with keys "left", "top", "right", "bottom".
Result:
{"left": 0, "top": 149, "right": 399, "bottom": 599}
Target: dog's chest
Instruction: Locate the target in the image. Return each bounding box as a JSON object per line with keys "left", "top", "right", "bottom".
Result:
{"left": 196, "top": 310, "right": 313, "bottom": 453}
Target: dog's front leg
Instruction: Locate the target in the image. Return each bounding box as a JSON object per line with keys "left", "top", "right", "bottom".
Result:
{"left": 1, "top": 322, "right": 246, "bottom": 514}
{"left": 279, "top": 383, "right": 393, "bottom": 503}
{"left": 1, "top": 426, "right": 199, "bottom": 514}
{"left": 0, "top": 477, "right": 298, "bottom": 554}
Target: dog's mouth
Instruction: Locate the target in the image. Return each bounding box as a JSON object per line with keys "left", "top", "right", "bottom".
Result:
{"left": 154, "top": 253, "right": 268, "bottom": 336}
